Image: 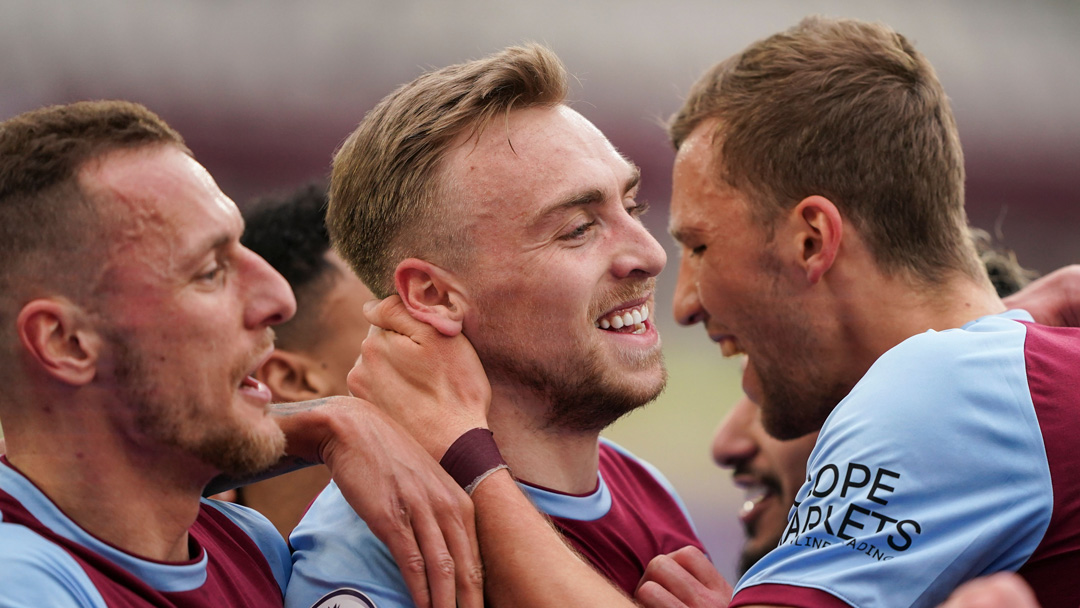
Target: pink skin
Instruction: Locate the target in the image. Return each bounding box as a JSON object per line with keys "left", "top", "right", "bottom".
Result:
{"left": 84, "top": 144, "right": 296, "bottom": 479}
{"left": 444, "top": 105, "right": 667, "bottom": 445}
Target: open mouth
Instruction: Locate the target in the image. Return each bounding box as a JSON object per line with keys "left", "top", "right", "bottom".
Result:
{"left": 739, "top": 482, "right": 775, "bottom": 523}
{"left": 595, "top": 302, "right": 650, "bottom": 334}
{"left": 734, "top": 474, "right": 782, "bottom": 530}
{"left": 237, "top": 350, "right": 274, "bottom": 404}
{"left": 238, "top": 374, "right": 272, "bottom": 402}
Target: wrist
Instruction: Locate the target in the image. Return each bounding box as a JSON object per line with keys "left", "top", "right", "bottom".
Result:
{"left": 439, "top": 428, "right": 508, "bottom": 495}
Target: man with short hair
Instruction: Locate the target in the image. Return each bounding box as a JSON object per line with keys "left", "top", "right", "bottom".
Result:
{"left": 661, "top": 17, "right": 1079, "bottom": 607}
{"left": 0, "top": 100, "right": 480, "bottom": 608}
{"left": 286, "top": 44, "right": 705, "bottom": 608}
{"left": 351, "top": 17, "right": 1080, "bottom": 608}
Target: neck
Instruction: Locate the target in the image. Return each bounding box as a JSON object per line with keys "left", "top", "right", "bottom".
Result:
{"left": 487, "top": 384, "right": 601, "bottom": 495}
{"left": 5, "top": 395, "right": 212, "bottom": 562}
{"left": 838, "top": 267, "right": 1006, "bottom": 375}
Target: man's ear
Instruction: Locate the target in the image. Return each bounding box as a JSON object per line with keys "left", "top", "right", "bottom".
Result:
{"left": 790, "top": 195, "right": 843, "bottom": 285}
{"left": 393, "top": 258, "right": 468, "bottom": 337}
{"left": 17, "top": 298, "right": 101, "bottom": 386}
{"left": 254, "top": 350, "right": 324, "bottom": 402}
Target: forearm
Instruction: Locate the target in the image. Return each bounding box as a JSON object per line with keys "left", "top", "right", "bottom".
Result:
{"left": 473, "top": 470, "right": 635, "bottom": 608}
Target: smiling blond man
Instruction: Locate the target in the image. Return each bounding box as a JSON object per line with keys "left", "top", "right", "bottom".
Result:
{"left": 286, "top": 45, "right": 706, "bottom": 608}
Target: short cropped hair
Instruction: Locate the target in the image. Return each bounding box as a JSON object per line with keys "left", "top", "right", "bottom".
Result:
{"left": 670, "top": 16, "right": 981, "bottom": 284}
{"left": 0, "top": 100, "right": 187, "bottom": 351}
{"left": 242, "top": 181, "right": 339, "bottom": 351}
{"left": 328, "top": 43, "right": 569, "bottom": 297}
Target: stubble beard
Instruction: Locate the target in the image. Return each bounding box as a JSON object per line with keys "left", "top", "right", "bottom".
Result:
{"left": 746, "top": 251, "right": 852, "bottom": 440}
{"left": 479, "top": 332, "right": 667, "bottom": 434}
{"left": 112, "top": 334, "right": 285, "bottom": 478}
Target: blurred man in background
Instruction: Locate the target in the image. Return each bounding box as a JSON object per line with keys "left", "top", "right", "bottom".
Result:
{"left": 224, "top": 182, "right": 373, "bottom": 539}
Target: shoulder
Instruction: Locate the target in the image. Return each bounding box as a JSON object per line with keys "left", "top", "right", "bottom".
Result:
{"left": 827, "top": 311, "right": 1036, "bottom": 438}
{"left": 738, "top": 313, "right": 1056, "bottom": 606}
{"left": 201, "top": 498, "right": 292, "bottom": 594}
{"left": 597, "top": 437, "right": 698, "bottom": 528}
{"left": 286, "top": 482, "right": 414, "bottom": 608}
{"left": 0, "top": 522, "right": 107, "bottom": 607}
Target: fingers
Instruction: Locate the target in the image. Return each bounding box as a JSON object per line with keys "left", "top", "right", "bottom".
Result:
{"left": 668, "top": 546, "right": 731, "bottom": 599}
{"left": 410, "top": 508, "right": 457, "bottom": 608}
{"left": 390, "top": 487, "right": 482, "bottom": 608}
{"left": 636, "top": 580, "right": 688, "bottom": 608}
{"left": 444, "top": 495, "right": 484, "bottom": 608}
{"left": 364, "top": 295, "right": 427, "bottom": 341}
{"left": 637, "top": 547, "right": 732, "bottom": 608}
{"left": 374, "top": 495, "right": 435, "bottom": 608}
{"left": 410, "top": 487, "right": 483, "bottom": 608}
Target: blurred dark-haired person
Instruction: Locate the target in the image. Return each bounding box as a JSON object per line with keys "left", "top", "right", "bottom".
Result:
{"left": 0, "top": 101, "right": 480, "bottom": 608}
{"left": 227, "top": 181, "right": 373, "bottom": 539}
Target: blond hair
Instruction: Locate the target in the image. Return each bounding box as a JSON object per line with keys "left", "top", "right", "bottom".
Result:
{"left": 328, "top": 44, "right": 569, "bottom": 297}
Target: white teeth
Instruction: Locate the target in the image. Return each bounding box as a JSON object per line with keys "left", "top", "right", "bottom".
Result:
{"left": 740, "top": 500, "right": 756, "bottom": 518}
{"left": 739, "top": 485, "right": 769, "bottom": 517}
{"left": 596, "top": 303, "right": 651, "bottom": 331}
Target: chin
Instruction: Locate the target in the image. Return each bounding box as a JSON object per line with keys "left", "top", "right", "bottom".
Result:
{"left": 194, "top": 417, "right": 286, "bottom": 478}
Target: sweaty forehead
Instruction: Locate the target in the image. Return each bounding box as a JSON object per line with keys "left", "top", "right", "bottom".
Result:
{"left": 84, "top": 146, "right": 240, "bottom": 230}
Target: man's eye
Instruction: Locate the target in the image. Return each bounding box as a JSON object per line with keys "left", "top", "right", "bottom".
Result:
{"left": 627, "top": 200, "right": 650, "bottom": 218}
{"left": 690, "top": 244, "right": 706, "bottom": 257}
{"left": 561, "top": 221, "right": 596, "bottom": 241}
{"left": 198, "top": 265, "right": 225, "bottom": 283}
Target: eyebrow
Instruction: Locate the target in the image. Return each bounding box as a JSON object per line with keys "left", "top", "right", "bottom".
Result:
{"left": 203, "top": 233, "right": 232, "bottom": 254}
{"left": 184, "top": 232, "right": 233, "bottom": 270}
{"left": 531, "top": 165, "right": 642, "bottom": 226}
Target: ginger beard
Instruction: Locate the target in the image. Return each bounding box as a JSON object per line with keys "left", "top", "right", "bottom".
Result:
{"left": 109, "top": 329, "right": 285, "bottom": 478}
{"left": 472, "top": 280, "right": 667, "bottom": 434}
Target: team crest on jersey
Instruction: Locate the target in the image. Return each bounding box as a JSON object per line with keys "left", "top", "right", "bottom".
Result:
{"left": 310, "top": 588, "right": 378, "bottom": 608}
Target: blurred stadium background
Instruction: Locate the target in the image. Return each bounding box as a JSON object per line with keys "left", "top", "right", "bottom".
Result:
{"left": 3, "top": 0, "right": 1077, "bottom": 582}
